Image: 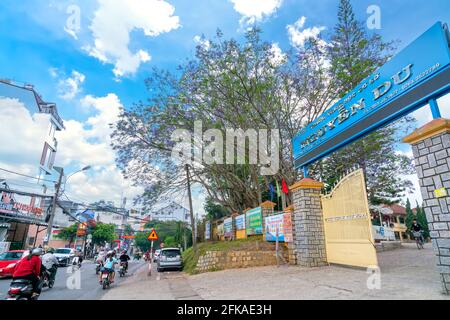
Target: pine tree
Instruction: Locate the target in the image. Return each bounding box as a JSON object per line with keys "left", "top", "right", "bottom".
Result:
{"left": 405, "top": 198, "right": 415, "bottom": 233}
{"left": 416, "top": 202, "right": 430, "bottom": 239}
{"left": 317, "top": 0, "right": 414, "bottom": 204}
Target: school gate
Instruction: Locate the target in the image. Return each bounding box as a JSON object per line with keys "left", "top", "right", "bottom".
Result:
{"left": 290, "top": 22, "right": 450, "bottom": 293}
{"left": 321, "top": 169, "right": 378, "bottom": 268}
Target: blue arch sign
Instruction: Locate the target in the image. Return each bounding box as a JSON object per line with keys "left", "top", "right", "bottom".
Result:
{"left": 293, "top": 22, "right": 450, "bottom": 169}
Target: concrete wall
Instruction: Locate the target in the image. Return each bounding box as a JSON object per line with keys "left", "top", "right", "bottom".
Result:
{"left": 195, "top": 249, "right": 288, "bottom": 273}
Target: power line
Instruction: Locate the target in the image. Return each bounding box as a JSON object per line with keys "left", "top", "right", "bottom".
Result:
{"left": 0, "top": 167, "right": 57, "bottom": 183}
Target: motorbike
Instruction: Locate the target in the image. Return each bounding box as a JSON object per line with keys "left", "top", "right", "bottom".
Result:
{"left": 41, "top": 268, "right": 55, "bottom": 289}
{"left": 6, "top": 279, "right": 40, "bottom": 300}
{"left": 95, "top": 262, "right": 102, "bottom": 275}
{"left": 119, "top": 262, "right": 127, "bottom": 277}
{"left": 72, "top": 256, "right": 82, "bottom": 270}
{"left": 101, "top": 269, "right": 112, "bottom": 290}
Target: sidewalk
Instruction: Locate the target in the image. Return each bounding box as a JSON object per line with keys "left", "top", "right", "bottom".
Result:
{"left": 102, "top": 243, "right": 450, "bottom": 300}
{"left": 101, "top": 263, "right": 201, "bottom": 300}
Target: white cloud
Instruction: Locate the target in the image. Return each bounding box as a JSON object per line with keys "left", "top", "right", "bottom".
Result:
{"left": 84, "top": 0, "right": 180, "bottom": 78}
{"left": 0, "top": 97, "right": 49, "bottom": 171}
{"left": 194, "top": 35, "right": 210, "bottom": 50}
{"left": 287, "top": 16, "right": 326, "bottom": 49}
{"left": 230, "top": 0, "right": 283, "bottom": 26}
{"left": 269, "top": 43, "right": 286, "bottom": 66}
{"left": 52, "top": 70, "right": 86, "bottom": 100}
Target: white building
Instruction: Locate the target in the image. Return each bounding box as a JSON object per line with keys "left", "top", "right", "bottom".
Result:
{"left": 151, "top": 201, "right": 190, "bottom": 224}
{"left": 0, "top": 79, "right": 65, "bottom": 249}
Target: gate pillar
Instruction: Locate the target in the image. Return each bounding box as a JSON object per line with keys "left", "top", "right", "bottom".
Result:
{"left": 260, "top": 201, "right": 276, "bottom": 234}
{"left": 290, "top": 178, "right": 327, "bottom": 267}
{"left": 404, "top": 118, "right": 450, "bottom": 294}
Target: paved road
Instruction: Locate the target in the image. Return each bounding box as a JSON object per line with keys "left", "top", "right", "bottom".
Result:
{"left": 101, "top": 262, "right": 200, "bottom": 300}
{"left": 0, "top": 260, "right": 146, "bottom": 300}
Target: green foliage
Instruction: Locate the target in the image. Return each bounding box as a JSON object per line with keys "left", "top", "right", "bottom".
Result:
{"left": 164, "top": 236, "right": 177, "bottom": 247}
{"left": 92, "top": 223, "right": 116, "bottom": 246}
{"left": 204, "top": 198, "right": 229, "bottom": 221}
{"left": 134, "top": 231, "right": 153, "bottom": 252}
{"left": 405, "top": 198, "right": 415, "bottom": 232}
{"left": 123, "top": 224, "right": 134, "bottom": 236}
{"left": 134, "top": 220, "right": 193, "bottom": 252}
{"left": 55, "top": 223, "right": 78, "bottom": 244}
{"left": 415, "top": 202, "right": 430, "bottom": 239}
{"left": 314, "top": 0, "right": 413, "bottom": 204}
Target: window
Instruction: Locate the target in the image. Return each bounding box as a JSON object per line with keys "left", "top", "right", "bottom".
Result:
{"left": 40, "top": 142, "right": 56, "bottom": 170}
{"left": 48, "top": 122, "right": 56, "bottom": 139}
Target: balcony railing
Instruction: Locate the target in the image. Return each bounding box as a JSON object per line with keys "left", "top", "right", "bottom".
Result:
{"left": 40, "top": 104, "right": 65, "bottom": 129}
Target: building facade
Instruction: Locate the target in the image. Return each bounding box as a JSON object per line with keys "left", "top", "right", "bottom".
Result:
{"left": 0, "top": 79, "right": 64, "bottom": 250}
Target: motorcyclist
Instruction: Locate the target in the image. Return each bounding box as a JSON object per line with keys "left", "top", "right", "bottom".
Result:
{"left": 12, "top": 248, "right": 43, "bottom": 297}
{"left": 99, "top": 251, "right": 118, "bottom": 284}
{"left": 119, "top": 250, "right": 131, "bottom": 272}
{"left": 41, "top": 247, "right": 58, "bottom": 282}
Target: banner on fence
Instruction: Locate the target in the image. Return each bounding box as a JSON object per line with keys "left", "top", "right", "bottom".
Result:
{"left": 234, "top": 214, "right": 246, "bottom": 239}
{"left": 265, "top": 213, "right": 284, "bottom": 242}
{"left": 217, "top": 223, "right": 224, "bottom": 237}
{"left": 246, "top": 207, "right": 263, "bottom": 236}
{"left": 283, "top": 213, "right": 293, "bottom": 243}
{"left": 224, "top": 217, "right": 233, "bottom": 238}
{"left": 264, "top": 212, "right": 294, "bottom": 243}
{"left": 205, "top": 221, "right": 211, "bottom": 240}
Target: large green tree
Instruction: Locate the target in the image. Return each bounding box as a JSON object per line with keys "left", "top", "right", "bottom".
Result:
{"left": 91, "top": 223, "right": 116, "bottom": 246}
{"left": 416, "top": 202, "right": 430, "bottom": 239}
{"left": 134, "top": 220, "right": 192, "bottom": 252}
{"left": 314, "top": 0, "right": 414, "bottom": 204}
{"left": 405, "top": 198, "right": 415, "bottom": 232}
{"left": 55, "top": 223, "right": 78, "bottom": 245}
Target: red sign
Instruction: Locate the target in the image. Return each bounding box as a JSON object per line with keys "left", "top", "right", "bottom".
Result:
{"left": 147, "top": 229, "right": 158, "bottom": 241}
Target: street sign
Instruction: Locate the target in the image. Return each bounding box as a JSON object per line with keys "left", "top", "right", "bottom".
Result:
{"left": 292, "top": 22, "right": 450, "bottom": 168}
{"left": 147, "top": 229, "right": 159, "bottom": 241}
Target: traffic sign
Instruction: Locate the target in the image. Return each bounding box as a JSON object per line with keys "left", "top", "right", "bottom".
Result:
{"left": 147, "top": 229, "right": 159, "bottom": 241}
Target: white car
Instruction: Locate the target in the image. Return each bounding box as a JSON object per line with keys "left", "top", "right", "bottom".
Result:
{"left": 54, "top": 248, "right": 75, "bottom": 267}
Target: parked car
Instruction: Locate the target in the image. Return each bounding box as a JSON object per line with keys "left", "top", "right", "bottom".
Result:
{"left": 54, "top": 248, "right": 75, "bottom": 267}
{"left": 157, "top": 248, "right": 183, "bottom": 272}
{"left": 0, "top": 250, "right": 27, "bottom": 278}
{"left": 153, "top": 249, "right": 161, "bottom": 262}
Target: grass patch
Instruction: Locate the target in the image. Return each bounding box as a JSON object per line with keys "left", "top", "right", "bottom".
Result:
{"left": 182, "top": 237, "right": 269, "bottom": 275}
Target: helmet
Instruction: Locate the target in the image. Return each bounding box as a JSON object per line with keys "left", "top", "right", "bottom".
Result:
{"left": 47, "top": 248, "right": 55, "bottom": 254}
{"left": 32, "top": 248, "right": 44, "bottom": 256}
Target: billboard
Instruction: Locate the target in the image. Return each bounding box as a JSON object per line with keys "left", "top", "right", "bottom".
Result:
{"left": 264, "top": 213, "right": 294, "bottom": 242}
{"left": 224, "top": 217, "right": 233, "bottom": 238}
{"left": 205, "top": 221, "right": 211, "bottom": 240}
{"left": 235, "top": 214, "right": 246, "bottom": 230}
{"left": 293, "top": 22, "right": 450, "bottom": 168}
{"left": 246, "top": 207, "right": 263, "bottom": 236}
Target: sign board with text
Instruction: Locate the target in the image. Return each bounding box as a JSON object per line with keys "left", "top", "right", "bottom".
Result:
{"left": 264, "top": 212, "right": 294, "bottom": 243}
{"left": 246, "top": 207, "right": 263, "bottom": 236}
{"left": 224, "top": 217, "right": 233, "bottom": 238}
{"left": 293, "top": 22, "right": 450, "bottom": 168}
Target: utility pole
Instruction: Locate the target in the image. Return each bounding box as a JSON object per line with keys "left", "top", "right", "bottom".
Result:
{"left": 185, "top": 164, "right": 196, "bottom": 250}
{"left": 44, "top": 167, "right": 64, "bottom": 247}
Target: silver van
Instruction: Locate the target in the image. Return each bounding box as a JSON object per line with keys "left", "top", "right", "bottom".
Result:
{"left": 157, "top": 248, "right": 183, "bottom": 272}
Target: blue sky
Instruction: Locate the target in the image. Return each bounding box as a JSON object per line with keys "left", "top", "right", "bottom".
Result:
{"left": 0, "top": 0, "right": 449, "bottom": 213}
